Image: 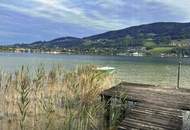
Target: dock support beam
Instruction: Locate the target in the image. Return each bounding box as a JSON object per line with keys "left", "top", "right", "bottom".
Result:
{"left": 177, "top": 60, "right": 181, "bottom": 89}
{"left": 177, "top": 48, "right": 183, "bottom": 89}
{"left": 101, "top": 95, "right": 111, "bottom": 128}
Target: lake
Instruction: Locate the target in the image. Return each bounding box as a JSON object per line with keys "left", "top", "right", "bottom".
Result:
{"left": 0, "top": 52, "right": 190, "bottom": 88}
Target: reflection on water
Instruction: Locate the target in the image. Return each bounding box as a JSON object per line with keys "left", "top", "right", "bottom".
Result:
{"left": 0, "top": 52, "right": 190, "bottom": 88}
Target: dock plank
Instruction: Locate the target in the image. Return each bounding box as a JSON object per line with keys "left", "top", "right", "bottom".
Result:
{"left": 118, "top": 103, "right": 183, "bottom": 130}
{"left": 100, "top": 82, "right": 190, "bottom": 130}
{"left": 101, "top": 82, "right": 190, "bottom": 110}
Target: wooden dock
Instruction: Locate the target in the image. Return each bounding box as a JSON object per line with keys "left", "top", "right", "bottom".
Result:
{"left": 101, "top": 82, "right": 190, "bottom": 130}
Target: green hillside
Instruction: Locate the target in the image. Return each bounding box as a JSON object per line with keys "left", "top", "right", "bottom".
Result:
{"left": 5, "top": 22, "right": 190, "bottom": 55}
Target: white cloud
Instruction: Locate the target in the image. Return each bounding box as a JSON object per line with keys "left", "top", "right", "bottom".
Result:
{"left": 33, "top": 0, "right": 83, "bottom": 15}
{"left": 95, "top": 0, "right": 126, "bottom": 8}
{"left": 144, "top": 0, "right": 190, "bottom": 20}
{"left": 0, "top": 0, "right": 128, "bottom": 30}
{"left": 2, "top": 0, "right": 187, "bottom": 32}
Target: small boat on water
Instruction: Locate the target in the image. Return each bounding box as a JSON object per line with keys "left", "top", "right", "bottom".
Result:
{"left": 184, "top": 55, "right": 189, "bottom": 58}
{"left": 96, "top": 66, "right": 115, "bottom": 74}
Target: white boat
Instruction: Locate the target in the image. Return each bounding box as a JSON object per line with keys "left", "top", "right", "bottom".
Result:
{"left": 96, "top": 66, "right": 115, "bottom": 74}
{"left": 184, "top": 55, "right": 189, "bottom": 58}
{"left": 97, "top": 66, "right": 115, "bottom": 70}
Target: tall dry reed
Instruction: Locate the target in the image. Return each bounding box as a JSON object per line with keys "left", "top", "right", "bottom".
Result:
{"left": 0, "top": 65, "right": 121, "bottom": 130}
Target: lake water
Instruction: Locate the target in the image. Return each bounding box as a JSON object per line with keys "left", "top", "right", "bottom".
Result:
{"left": 0, "top": 52, "right": 190, "bottom": 88}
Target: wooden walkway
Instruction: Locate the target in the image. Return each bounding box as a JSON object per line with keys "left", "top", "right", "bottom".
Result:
{"left": 101, "top": 82, "right": 190, "bottom": 130}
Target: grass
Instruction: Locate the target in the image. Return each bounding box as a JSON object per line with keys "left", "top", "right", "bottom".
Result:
{"left": 0, "top": 65, "right": 122, "bottom": 130}
{"left": 149, "top": 47, "right": 174, "bottom": 54}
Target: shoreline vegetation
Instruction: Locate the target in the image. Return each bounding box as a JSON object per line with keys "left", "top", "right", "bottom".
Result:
{"left": 0, "top": 65, "right": 124, "bottom": 130}
{"left": 0, "top": 46, "right": 189, "bottom": 58}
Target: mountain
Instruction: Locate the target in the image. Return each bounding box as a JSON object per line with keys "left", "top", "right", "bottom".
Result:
{"left": 83, "top": 22, "right": 190, "bottom": 48}
{"left": 11, "top": 22, "right": 190, "bottom": 51}
{"left": 85, "top": 22, "right": 190, "bottom": 40}
{"left": 14, "top": 37, "right": 83, "bottom": 49}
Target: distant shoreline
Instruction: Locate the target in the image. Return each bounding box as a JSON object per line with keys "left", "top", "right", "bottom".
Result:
{"left": 0, "top": 50, "right": 186, "bottom": 58}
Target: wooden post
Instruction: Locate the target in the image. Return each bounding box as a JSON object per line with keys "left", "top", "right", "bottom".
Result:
{"left": 101, "top": 95, "right": 111, "bottom": 128}
{"left": 121, "top": 98, "right": 127, "bottom": 120}
{"left": 177, "top": 60, "right": 181, "bottom": 89}
{"left": 177, "top": 49, "right": 182, "bottom": 89}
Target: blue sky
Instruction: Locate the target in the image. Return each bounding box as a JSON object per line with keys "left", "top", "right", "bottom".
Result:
{"left": 0, "top": 0, "right": 190, "bottom": 44}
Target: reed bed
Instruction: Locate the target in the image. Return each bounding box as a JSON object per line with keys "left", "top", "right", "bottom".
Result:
{"left": 0, "top": 65, "right": 121, "bottom": 130}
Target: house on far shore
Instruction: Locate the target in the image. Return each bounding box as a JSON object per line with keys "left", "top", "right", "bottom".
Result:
{"left": 131, "top": 52, "right": 143, "bottom": 57}
{"left": 15, "top": 48, "right": 31, "bottom": 53}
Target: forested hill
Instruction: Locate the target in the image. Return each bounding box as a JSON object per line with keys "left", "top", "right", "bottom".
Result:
{"left": 85, "top": 22, "right": 190, "bottom": 40}
{"left": 9, "top": 22, "right": 190, "bottom": 55}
